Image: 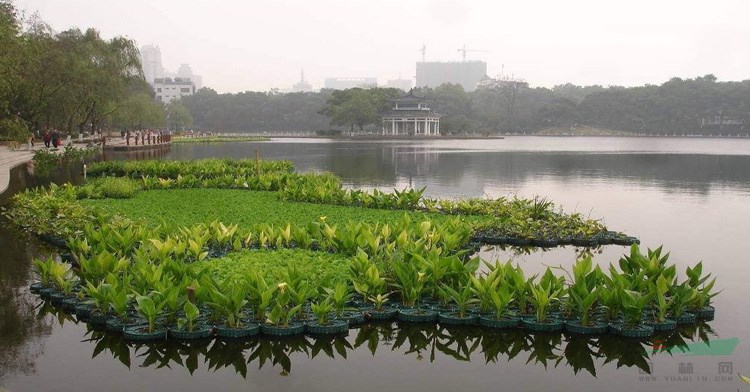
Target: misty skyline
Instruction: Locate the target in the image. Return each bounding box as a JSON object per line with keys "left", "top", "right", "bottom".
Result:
{"left": 15, "top": 0, "right": 750, "bottom": 93}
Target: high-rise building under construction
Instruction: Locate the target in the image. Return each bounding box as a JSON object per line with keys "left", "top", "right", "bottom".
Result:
{"left": 415, "top": 61, "right": 487, "bottom": 91}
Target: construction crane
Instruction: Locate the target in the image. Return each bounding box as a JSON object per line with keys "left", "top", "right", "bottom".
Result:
{"left": 457, "top": 45, "right": 489, "bottom": 62}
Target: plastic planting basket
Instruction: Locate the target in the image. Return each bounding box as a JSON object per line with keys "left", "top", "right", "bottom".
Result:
{"left": 398, "top": 308, "right": 438, "bottom": 323}
{"left": 39, "top": 234, "right": 68, "bottom": 248}
{"left": 261, "top": 322, "right": 304, "bottom": 337}
{"left": 215, "top": 323, "right": 261, "bottom": 338}
{"left": 675, "top": 312, "right": 697, "bottom": 325}
{"left": 521, "top": 318, "right": 564, "bottom": 332}
{"left": 106, "top": 317, "right": 145, "bottom": 333}
{"left": 479, "top": 315, "right": 520, "bottom": 329}
{"left": 611, "top": 323, "right": 654, "bottom": 338}
{"left": 644, "top": 319, "right": 677, "bottom": 332}
{"left": 694, "top": 306, "right": 715, "bottom": 320}
{"left": 87, "top": 312, "right": 111, "bottom": 326}
{"left": 342, "top": 311, "right": 366, "bottom": 326}
{"left": 170, "top": 324, "right": 215, "bottom": 340}
{"left": 564, "top": 320, "right": 609, "bottom": 335}
{"left": 74, "top": 303, "right": 94, "bottom": 320}
{"left": 438, "top": 312, "right": 479, "bottom": 326}
{"left": 49, "top": 292, "right": 66, "bottom": 306}
{"left": 29, "top": 282, "right": 44, "bottom": 294}
{"left": 38, "top": 287, "right": 56, "bottom": 299}
{"left": 533, "top": 239, "right": 559, "bottom": 248}
{"left": 123, "top": 325, "right": 167, "bottom": 341}
{"left": 366, "top": 308, "right": 398, "bottom": 321}
{"left": 61, "top": 297, "right": 79, "bottom": 311}
{"left": 305, "top": 319, "right": 349, "bottom": 335}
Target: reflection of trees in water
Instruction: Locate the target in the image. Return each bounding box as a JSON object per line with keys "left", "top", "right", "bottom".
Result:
{"left": 0, "top": 223, "right": 54, "bottom": 381}
{"left": 68, "top": 312, "right": 715, "bottom": 378}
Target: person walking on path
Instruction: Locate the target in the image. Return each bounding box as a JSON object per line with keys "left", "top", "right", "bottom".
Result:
{"left": 51, "top": 131, "right": 60, "bottom": 148}
{"left": 43, "top": 130, "right": 51, "bottom": 148}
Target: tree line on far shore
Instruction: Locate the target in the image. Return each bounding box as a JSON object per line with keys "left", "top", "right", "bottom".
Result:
{"left": 0, "top": 1, "right": 192, "bottom": 142}
{"left": 183, "top": 75, "right": 750, "bottom": 136}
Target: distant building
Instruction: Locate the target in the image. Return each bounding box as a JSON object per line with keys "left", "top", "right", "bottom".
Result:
{"left": 381, "top": 91, "right": 441, "bottom": 136}
{"left": 292, "top": 70, "right": 313, "bottom": 92}
{"left": 416, "top": 61, "right": 487, "bottom": 91}
{"left": 140, "top": 45, "right": 164, "bottom": 85}
{"left": 153, "top": 77, "right": 195, "bottom": 103}
{"left": 324, "top": 77, "right": 377, "bottom": 90}
{"left": 177, "top": 63, "right": 203, "bottom": 90}
{"left": 476, "top": 74, "right": 527, "bottom": 90}
{"left": 386, "top": 78, "right": 413, "bottom": 91}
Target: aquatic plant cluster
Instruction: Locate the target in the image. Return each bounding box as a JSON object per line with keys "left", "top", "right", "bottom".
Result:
{"left": 6, "top": 158, "right": 715, "bottom": 342}
{"left": 83, "top": 159, "right": 636, "bottom": 245}
{"left": 23, "top": 205, "right": 715, "bottom": 341}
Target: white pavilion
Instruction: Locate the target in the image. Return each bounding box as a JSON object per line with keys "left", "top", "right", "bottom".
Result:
{"left": 381, "top": 91, "right": 441, "bottom": 136}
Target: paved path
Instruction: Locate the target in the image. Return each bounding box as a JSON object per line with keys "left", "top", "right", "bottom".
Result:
{"left": 0, "top": 145, "right": 39, "bottom": 195}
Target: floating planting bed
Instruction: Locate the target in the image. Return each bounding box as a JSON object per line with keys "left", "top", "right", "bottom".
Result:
{"left": 8, "top": 158, "right": 718, "bottom": 348}
{"left": 74, "top": 158, "right": 636, "bottom": 247}
{"left": 26, "top": 242, "right": 718, "bottom": 342}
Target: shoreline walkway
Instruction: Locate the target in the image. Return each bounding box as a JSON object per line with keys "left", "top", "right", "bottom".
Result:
{"left": 0, "top": 145, "right": 41, "bottom": 195}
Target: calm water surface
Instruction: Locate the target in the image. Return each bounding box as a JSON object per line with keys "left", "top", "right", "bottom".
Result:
{"left": 2, "top": 137, "right": 749, "bottom": 391}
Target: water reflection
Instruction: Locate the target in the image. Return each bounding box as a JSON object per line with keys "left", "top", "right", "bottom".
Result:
{"left": 38, "top": 301, "right": 713, "bottom": 379}
{"left": 156, "top": 141, "right": 750, "bottom": 197}
{"left": 0, "top": 221, "right": 54, "bottom": 380}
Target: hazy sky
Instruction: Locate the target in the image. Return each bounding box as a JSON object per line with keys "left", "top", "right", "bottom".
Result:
{"left": 15, "top": 0, "right": 750, "bottom": 93}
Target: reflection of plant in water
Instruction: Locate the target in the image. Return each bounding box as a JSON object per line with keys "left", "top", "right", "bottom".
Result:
{"left": 84, "top": 328, "right": 131, "bottom": 368}
{"left": 0, "top": 223, "right": 55, "bottom": 381}
{"left": 650, "top": 321, "right": 716, "bottom": 356}
{"left": 248, "top": 337, "right": 310, "bottom": 376}
{"left": 435, "top": 326, "right": 482, "bottom": 362}
{"left": 598, "top": 334, "right": 652, "bottom": 374}
{"left": 479, "top": 330, "right": 527, "bottom": 364}
{"left": 353, "top": 323, "right": 395, "bottom": 356}
{"left": 206, "top": 339, "right": 255, "bottom": 378}
{"left": 310, "top": 335, "right": 352, "bottom": 361}
{"left": 563, "top": 336, "right": 601, "bottom": 377}
{"left": 525, "top": 333, "right": 563, "bottom": 369}
{"left": 392, "top": 323, "right": 440, "bottom": 361}
{"left": 74, "top": 321, "right": 713, "bottom": 378}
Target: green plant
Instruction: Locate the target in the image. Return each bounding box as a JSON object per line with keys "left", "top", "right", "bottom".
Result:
{"left": 621, "top": 290, "right": 654, "bottom": 328}
{"left": 311, "top": 300, "right": 335, "bottom": 325}
{"left": 392, "top": 260, "right": 426, "bottom": 308}
{"left": 650, "top": 276, "right": 675, "bottom": 323}
{"left": 669, "top": 284, "right": 698, "bottom": 319}
{"left": 177, "top": 301, "right": 201, "bottom": 332}
{"left": 267, "top": 282, "right": 302, "bottom": 327}
{"left": 441, "top": 283, "right": 479, "bottom": 318}
{"left": 529, "top": 283, "right": 562, "bottom": 323}
{"left": 488, "top": 285, "right": 515, "bottom": 320}
{"left": 135, "top": 294, "right": 165, "bottom": 333}
{"left": 324, "top": 282, "right": 352, "bottom": 318}
{"left": 368, "top": 293, "right": 390, "bottom": 311}
{"left": 32, "top": 258, "right": 57, "bottom": 287}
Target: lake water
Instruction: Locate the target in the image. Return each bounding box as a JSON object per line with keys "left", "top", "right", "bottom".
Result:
{"left": 2, "top": 136, "right": 749, "bottom": 391}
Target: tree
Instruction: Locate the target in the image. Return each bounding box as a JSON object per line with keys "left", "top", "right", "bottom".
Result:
{"left": 166, "top": 101, "right": 193, "bottom": 131}
{"left": 110, "top": 93, "right": 164, "bottom": 131}
{"left": 319, "top": 88, "right": 399, "bottom": 132}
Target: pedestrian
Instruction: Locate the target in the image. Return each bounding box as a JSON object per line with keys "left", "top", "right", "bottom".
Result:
{"left": 43, "top": 130, "right": 51, "bottom": 148}
{"left": 51, "top": 131, "right": 60, "bottom": 148}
